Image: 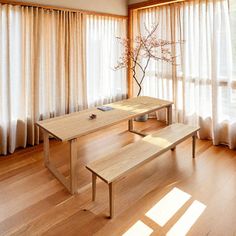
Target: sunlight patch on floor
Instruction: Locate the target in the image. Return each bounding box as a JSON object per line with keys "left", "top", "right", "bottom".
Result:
{"left": 122, "top": 220, "right": 153, "bottom": 236}
{"left": 145, "top": 187, "right": 191, "bottom": 227}
{"left": 166, "top": 200, "right": 206, "bottom": 236}
{"left": 122, "top": 187, "right": 206, "bottom": 236}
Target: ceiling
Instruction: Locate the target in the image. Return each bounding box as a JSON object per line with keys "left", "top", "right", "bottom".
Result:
{"left": 12, "top": 0, "right": 129, "bottom": 15}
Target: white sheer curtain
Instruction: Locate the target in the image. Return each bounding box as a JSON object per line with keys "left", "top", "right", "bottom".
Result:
{"left": 0, "top": 5, "right": 41, "bottom": 155}
{"left": 85, "top": 15, "right": 127, "bottom": 107}
{"left": 136, "top": 0, "right": 236, "bottom": 149}
{"left": 0, "top": 4, "right": 127, "bottom": 155}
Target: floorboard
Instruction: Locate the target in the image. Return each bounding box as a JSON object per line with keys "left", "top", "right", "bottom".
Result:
{"left": 0, "top": 119, "right": 236, "bottom": 236}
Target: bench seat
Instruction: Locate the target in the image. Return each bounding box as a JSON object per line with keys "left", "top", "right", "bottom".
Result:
{"left": 86, "top": 123, "right": 200, "bottom": 218}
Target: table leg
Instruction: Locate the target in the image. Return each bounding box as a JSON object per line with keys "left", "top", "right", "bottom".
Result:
{"left": 128, "top": 118, "right": 146, "bottom": 137}
{"left": 70, "top": 138, "right": 78, "bottom": 194}
{"left": 128, "top": 119, "right": 133, "bottom": 131}
{"left": 167, "top": 105, "right": 172, "bottom": 125}
{"left": 192, "top": 134, "right": 196, "bottom": 159}
{"left": 43, "top": 132, "right": 71, "bottom": 193}
{"left": 43, "top": 131, "right": 50, "bottom": 166}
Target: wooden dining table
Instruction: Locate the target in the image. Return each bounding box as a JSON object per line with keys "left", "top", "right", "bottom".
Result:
{"left": 36, "top": 96, "right": 173, "bottom": 194}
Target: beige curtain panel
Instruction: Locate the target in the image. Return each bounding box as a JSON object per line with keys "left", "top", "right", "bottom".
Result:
{"left": 0, "top": 4, "right": 127, "bottom": 155}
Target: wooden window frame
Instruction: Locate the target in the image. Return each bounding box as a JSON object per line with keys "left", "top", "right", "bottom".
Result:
{"left": 127, "top": 0, "right": 184, "bottom": 97}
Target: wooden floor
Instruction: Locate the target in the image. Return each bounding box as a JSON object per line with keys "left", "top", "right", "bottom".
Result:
{"left": 0, "top": 119, "right": 236, "bottom": 236}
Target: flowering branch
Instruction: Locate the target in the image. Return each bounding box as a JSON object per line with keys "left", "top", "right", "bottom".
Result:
{"left": 114, "top": 23, "right": 181, "bottom": 96}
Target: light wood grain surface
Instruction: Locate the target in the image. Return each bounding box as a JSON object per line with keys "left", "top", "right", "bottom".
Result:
{"left": 37, "top": 96, "right": 173, "bottom": 141}
{"left": 1, "top": 120, "right": 236, "bottom": 235}
{"left": 37, "top": 96, "right": 173, "bottom": 194}
{"left": 87, "top": 124, "right": 199, "bottom": 184}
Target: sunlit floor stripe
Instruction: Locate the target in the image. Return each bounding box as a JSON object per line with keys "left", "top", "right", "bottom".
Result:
{"left": 122, "top": 220, "right": 153, "bottom": 236}
{"left": 166, "top": 200, "right": 206, "bottom": 236}
{"left": 145, "top": 187, "right": 191, "bottom": 227}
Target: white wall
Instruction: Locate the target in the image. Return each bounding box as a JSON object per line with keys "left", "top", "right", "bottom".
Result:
{"left": 12, "top": 0, "right": 128, "bottom": 15}
{"left": 128, "top": 0, "right": 147, "bottom": 4}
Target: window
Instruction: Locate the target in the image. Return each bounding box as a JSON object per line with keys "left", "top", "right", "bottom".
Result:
{"left": 0, "top": 4, "right": 127, "bottom": 154}
{"left": 132, "top": 0, "right": 236, "bottom": 149}
{"left": 230, "top": 0, "right": 236, "bottom": 79}
{"left": 85, "top": 15, "right": 127, "bottom": 107}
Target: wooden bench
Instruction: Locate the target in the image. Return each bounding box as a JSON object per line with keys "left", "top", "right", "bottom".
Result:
{"left": 86, "top": 123, "right": 200, "bottom": 218}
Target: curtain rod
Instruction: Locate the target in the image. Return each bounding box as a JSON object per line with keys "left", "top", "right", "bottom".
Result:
{"left": 128, "top": 0, "right": 184, "bottom": 10}
{"left": 0, "top": 0, "right": 128, "bottom": 19}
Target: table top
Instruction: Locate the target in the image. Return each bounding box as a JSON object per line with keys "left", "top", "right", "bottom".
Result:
{"left": 36, "top": 96, "right": 173, "bottom": 141}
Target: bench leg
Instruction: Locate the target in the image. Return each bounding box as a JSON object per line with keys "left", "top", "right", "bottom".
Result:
{"left": 92, "top": 173, "right": 97, "bottom": 201}
{"left": 167, "top": 105, "right": 172, "bottom": 125}
{"left": 109, "top": 183, "right": 114, "bottom": 219}
{"left": 192, "top": 135, "right": 196, "bottom": 159}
